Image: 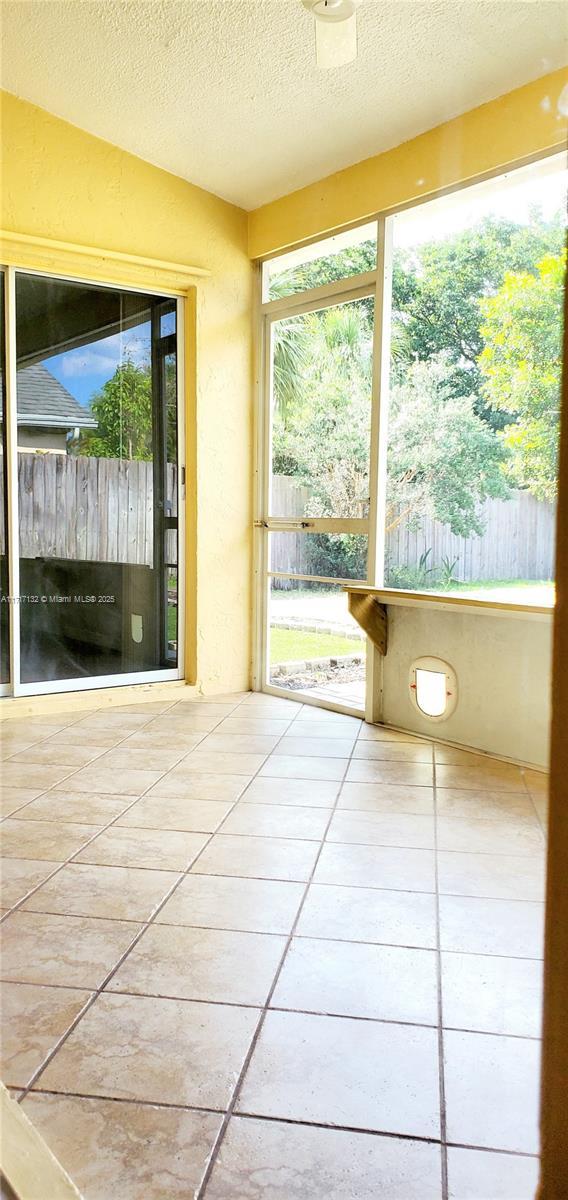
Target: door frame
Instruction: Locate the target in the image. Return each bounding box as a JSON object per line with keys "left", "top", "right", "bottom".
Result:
{"left": 252, "top": 237, "right": 392, "bottom": 718}
{"left": 1, "top": 264, "right": 186, "bottom": 697}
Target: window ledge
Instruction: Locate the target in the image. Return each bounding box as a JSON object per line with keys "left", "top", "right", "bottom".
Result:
{"left": 343, "top": 585, "right": 554, "bottom": 620}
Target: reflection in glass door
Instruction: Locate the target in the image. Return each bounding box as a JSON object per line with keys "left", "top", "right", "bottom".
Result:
{"left": 261, "top": 293, "right": 375, "bottom": 713}
{"left": 0, "top": 273, "right": 9, "bottom": 689}
{"left": 0, "top": 270, "right": 183, "bottom": 694}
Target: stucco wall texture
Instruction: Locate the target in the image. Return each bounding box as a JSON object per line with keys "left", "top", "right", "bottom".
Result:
{"left": 0, "top": 89, "right": 254, "bottom": 694}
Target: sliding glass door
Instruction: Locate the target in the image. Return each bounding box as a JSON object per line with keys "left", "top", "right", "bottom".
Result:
{"left": 1, "top": 268, "right": 184, "bottom": 695}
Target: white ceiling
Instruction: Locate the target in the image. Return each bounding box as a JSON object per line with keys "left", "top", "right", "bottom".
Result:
{"left": 1, "top": 0, "right": 566, "bottom": 210}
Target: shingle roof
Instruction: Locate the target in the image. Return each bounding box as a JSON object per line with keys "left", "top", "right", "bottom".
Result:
{"left": 17, "top": 363, "right": 97, "bottom": 429}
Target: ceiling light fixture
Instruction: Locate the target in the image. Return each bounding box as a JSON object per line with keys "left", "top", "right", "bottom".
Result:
{"left": 302, "top": 0, "right": 363, "bottom": 69}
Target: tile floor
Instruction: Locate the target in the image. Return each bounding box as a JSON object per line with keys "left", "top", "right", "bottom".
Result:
{"left": 0, "top": 691, "right": 547, "bottom": 1199}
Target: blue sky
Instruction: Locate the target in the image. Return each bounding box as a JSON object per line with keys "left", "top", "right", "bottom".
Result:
{"left": 47, "top": 321, "right": 152, "bottom": 407}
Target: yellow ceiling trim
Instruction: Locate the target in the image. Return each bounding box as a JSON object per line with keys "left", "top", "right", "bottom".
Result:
{"left": 248, "top": 68, "right": 568, "bottom": 259}
{"left": 0, "top": 229, "right": 210, "bottom": 294}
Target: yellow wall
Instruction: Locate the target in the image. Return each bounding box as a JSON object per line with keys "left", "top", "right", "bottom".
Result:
{"left": 0, "top": 90, "right": 253, "bottom": 694}
{"left": 249, "top": 68, "right": 568, "bottom": 258}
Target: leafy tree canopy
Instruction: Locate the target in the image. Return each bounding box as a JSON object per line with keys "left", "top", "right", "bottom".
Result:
{"left": 479, "top": 249, "right": 566, "bottom": 502}
{"left": 79, "top": 359, "right": 152, "bottom": 460}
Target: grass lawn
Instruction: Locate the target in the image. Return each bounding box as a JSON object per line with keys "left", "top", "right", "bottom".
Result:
{"left": 431, "top": 579, "right": 555, "bottom": 605}
{"left": 271, "top": 626, "right": 365, "bottom": 664}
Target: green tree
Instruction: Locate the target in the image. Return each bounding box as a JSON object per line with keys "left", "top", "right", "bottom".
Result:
{"left": 479, "top": 250, "right": 566, "bottom": 502}
{"left": 391, "top": 212, "right": 565, "bottom": 424}
{"left": 385, "top": 355, "right": 510, "bottom": 538}
{"left": 79, "top": 359, "right": 152, "bottom": 460}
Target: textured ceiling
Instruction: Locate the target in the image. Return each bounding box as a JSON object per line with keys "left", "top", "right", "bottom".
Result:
{"left": 1, "top": 0, "right": 566, "bottom": 210}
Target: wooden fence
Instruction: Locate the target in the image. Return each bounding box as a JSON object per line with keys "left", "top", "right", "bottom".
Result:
{"left": 0, "top": 453, "right": 177, "bottom": 567}
{"left": 271, "top": 475, "right": 555, "bottom": 583}
{"left": 0, "top": 458, "right": 555, "bottom": 582}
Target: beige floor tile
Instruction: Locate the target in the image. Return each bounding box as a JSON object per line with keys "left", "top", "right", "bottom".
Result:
{"left": 0, "top": 788, "right": 43, "bottom": 816}
{"left": 0, "top": 762, "right": 74, "bottom": 790}
{"left": 446, "top": 1146, "right": 539, "bottom": 1200}
{"left": 296, "top": 883, "right": 437, "bottom": 949}
{"left": 197, "top": 733, "right": 280, "bottom": 755}
{"left": 241, "top": 777, "right": 339, "bottom": 807}
{"left": 93, "top": 746, "right": 188, "bottom": 772}
{"left": 20, "top": 862, "right": 179, "bottom": 921}
{"left": 239, "top": 699, "right": 302, "bottom": 718}
{"left": 437, "top": 816, "right": 544, "bottom": 856}
{"left": 74, "top": 826, "right": 208, "bottom": 871}
{"left": 0, "top": 818, "right": 99, "bottom": 860}
{"left": 217, "top": 717, "right": 293, "bottom": 735}
{"left": 205, "top": 1116, "right": 443, "bottom": 1200}
{"left": 358, "top": 725, "right": 428, "bottom": 744}
{"left": 441, "top": 952, "right": 543, "bottom": 1038}
{"left": 176, "top": 750, "right": 267, "bottom": 776}
{"left": 438, "top": 851, "right": 545, "bottom": 901}
{"left": 7, "top": 744, "right": 101, "bottom": 768}
{"left": 273, "top": 737, "right": 355, "bottom": 759}
{"left": 236, "top": 1009, "right": 440, "bottom": 1138}
{"left": 523, "top": 769, "right": 548, "bottom": 797}
{"left": 221, "top": 803, "right": 329, "bottom": 841}
{"left": 15, "top": 790, "right": 132, "bottom": 825}
{"left": 532, "top": 794, "right": 548, "bottom": 827}
{"left": 0, "top": 982, "right": 91, "bottom": 1087}
{"left": 292, "top": 708, "right": 357, "bottom": 726}
{"left": 44, "top": 726, "right": 130, "bottom": 749}
{"left": 156, "top": 873, "right": 304, "bottom": 935}
{"left": 436, "top": 788, "right": 539, "bottom": 824}
{"left": 1, "top": 739, "right": 39, "bottom": 761}
{"left": 145, "top": 772, "right": 249, "bottom": 802}
{"left": 53, "top": 765, "right": 162, "bottom": 796}
{"left": 436, "top": 763, "right": 524, "bottom": 792}
{"left": 434, "top": 746, "right": 507, "bottom": 767}
{"left": 272, "top": 937, "right": 438, "bottom": 1025}
{"left": 347, "top": 760, "right": 434, "bottom": 787}
{"left": 444, "top": 1029, "right": 540, "bottom": 1153}
{"left": 0, "top": 910, "right": 140, "bottom": 988}
{"left": 337, "top": 781, "right": 434, "bottom": 815}
{"left": 439, "top": 896, "right": 544, "bottom": 959}
{"left": 192, "top": 833, "right": 319, "bottom": 882}
{"left": 38, "top": 991, "right": 259, "bottom": 1109}
{"left": 108, "top": 701, "right": 176, "bottom": 715}
{"left": 315, "top": 842, "right": 436, "bottom": 892}
{"left": 0, "top": 857, "right": 61, "bottom": 908}
{"left": 123, "top": 725, "right": 210, "bottom": 747}
{"left": 73, "top": 712, "right": 152, "bottom": 733}
{"left": 327, "top": 810, "right": 435, "bottom": 849}
{"left": 259, "top": 755, "right": 347, "bottom": 782}
{"left": 353, "top": 742, "right": 434, "bottom": 763}
{"left": 285, "top": 719, "right": 361, "bottom": 739}
{"left": 21, "top": 1094, "right": 222, "bottom": 1200}
{"left": 109, "top": 923, "right": 285, "bottom": 1006}
{"left": 167, "top": 702, "right": 237, "bottom": 718}
{"left": 117, "top": 794, "right": 232, "bottom": 833}
{"left": 2, "top": 720, "right": 76, "bottom": 742}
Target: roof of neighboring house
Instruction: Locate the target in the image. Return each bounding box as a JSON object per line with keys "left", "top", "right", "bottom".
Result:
{"left": 16, "top": 363, "right": 97, "bottom": 430}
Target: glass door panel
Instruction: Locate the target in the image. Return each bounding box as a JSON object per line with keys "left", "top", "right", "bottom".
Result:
{"left": 263, "top": 293, "right": 374, "bottom": 712}
{"left": 270, "top": 296, "right": 374, "bottom": 520}
{"left": 15, "top": 273, "right": 179, "bottom": 686}
{"left": 0, "top": 273, "right": 9, "bottom": 685}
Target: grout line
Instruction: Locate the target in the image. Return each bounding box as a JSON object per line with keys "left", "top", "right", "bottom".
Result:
{"left": 0, "top": 703, "right": 252, "bottom": 920}
{"left": 432, "top": 748, "right": 449, "bottom": 1200}
{"left": 4, "top": 694, "right": 547, "bottom": 1192}
{"left": 520, "top": 767, "right": 548, "bottom": 838}
{"left": 15, "top": 695, "right": 307, "bottom": 1100}
{"left": 193, "top": 717, "right": 364, "bottom": 1199}
{"left": 15, "top": 1085, "right": 540, "bottom": 1161}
